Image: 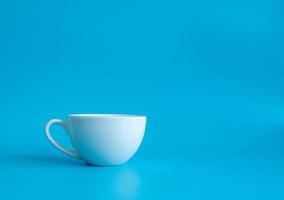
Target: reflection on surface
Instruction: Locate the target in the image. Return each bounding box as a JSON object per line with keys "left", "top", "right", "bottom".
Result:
{"left": 112, "top": 166, "right": 141, "bottom": 199}
{"left": 76, "top": 164, "right": 142, "bottom": 199}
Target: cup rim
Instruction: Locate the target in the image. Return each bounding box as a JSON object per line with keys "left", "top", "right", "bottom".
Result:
{"left": 69, "top": 114, "right": 146, "bottom": 118}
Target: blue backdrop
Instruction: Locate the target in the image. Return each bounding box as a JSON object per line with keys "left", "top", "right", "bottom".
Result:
{"left": 0, "top": 0, "right": 284, "bottom": 199}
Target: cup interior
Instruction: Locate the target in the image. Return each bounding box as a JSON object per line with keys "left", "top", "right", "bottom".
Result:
{"left": 69, "top": 114, "right": 146, "bottom": 118}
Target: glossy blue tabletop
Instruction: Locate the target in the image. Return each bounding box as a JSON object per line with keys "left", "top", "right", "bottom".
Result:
{"left": 1, "top": 148, "right": 284, "bottom": 199}
{"left": 1, "top": 102, "right": 284, "bottom": 200}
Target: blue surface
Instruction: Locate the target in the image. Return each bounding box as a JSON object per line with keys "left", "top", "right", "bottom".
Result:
{"left": 1, "top": 0, "right": 284, "bottom": 199}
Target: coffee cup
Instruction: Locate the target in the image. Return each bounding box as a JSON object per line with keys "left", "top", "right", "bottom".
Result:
{"left": 45, "top": 114, "right": 146, "bottom": 166}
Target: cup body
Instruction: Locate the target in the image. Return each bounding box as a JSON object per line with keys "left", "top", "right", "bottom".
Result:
{"left": 67, "top": 114, "right": 146, "bottom": 166}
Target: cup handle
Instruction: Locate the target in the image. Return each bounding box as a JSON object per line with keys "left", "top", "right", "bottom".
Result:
{"left": 45, "top": 119, "right": 79, "bottom": 159}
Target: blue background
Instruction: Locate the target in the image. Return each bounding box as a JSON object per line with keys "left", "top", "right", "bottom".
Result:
{"left": 1, "top": 0, "right": 284, "bottom": 199}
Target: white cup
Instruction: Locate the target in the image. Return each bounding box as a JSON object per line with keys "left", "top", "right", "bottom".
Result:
{"left": 45, "top": 114, "right": 146, "bottom": 166}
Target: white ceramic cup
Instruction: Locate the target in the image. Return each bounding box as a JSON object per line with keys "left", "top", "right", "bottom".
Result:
{"left": 44, "top": 114, "right": 146, "bottom": 166}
